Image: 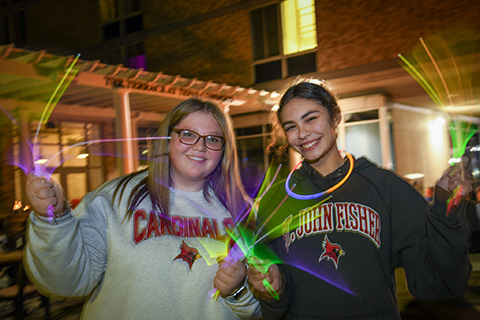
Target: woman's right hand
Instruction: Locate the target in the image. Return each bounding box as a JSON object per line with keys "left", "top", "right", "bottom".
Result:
{"left": 247, "top": 263, "right": 284, "bottom": 300}
{"left": 26, "top": 173, "right": 66, "bottom": 217}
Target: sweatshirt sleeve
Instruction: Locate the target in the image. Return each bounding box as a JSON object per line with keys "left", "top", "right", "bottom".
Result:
{"left": 257, "top": 263, "right": 292, "bottom": 320}
{"left": 24, "top": 190, "right": 109, "bottom": 298}
{"left": 391, "top": 177, "right": 471, "bottom": 299}
{"left": 224, "top": 284, "right": 263, "bottom": 319}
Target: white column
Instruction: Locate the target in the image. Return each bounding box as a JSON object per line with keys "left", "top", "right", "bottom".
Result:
{"left": 379, "top": 105, "right": 393, "bottom": 169}
{"left": 114, "top": 89, "right": 135, "bottom": 175}
{"left": 19, "top": 109, "right": 33, "bottom": 202}
{"left": 130, "top": 116, "right": 140, "bottom": 171}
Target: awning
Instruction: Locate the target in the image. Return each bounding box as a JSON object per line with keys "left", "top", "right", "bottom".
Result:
{"left": 0, "top": 44, "right": 280, "bottom": 120}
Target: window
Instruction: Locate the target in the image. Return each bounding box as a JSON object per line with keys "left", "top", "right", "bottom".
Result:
{"left": 99, "top": 0, "right": 144, "bottom": 68}
{"left": 23, "top": 121, "right": 105, "bottom": 201}
{"left": 236, "top": 126, "right": 271, "bottom": 198}
{"left": 0, "top": 10, "right": 26, "bottom": 46}
{"left": 137, "top": 125, "right": 157, "bottom": 169}
{"left": 103, "top": 21, "right": 121, "bottom": 40}
{"left": 251, "top": 4, "right": 280, "bottom": 61}
{"left": 235, "top": 124, "right": 290, "bottom": 198}
{"left": 281, "top": 0, "right": 317, "bottom": 55}
{"left": 345, "top": 122, "right": 382, "bottom": 166}
{"left": 103, "top": 42, "right": 145, "bottom": 68}
{"left": 1, "top": 15, "right": 10, "bottom": 44}
{"left": 251, "top": 0, "right": 317, "bottom": 83}
{"left": 340, "top": 109, "right": 387, "bottom": 167}
{"left": 286, "top": 52, "right": 316, "bottom": 77}
{"left": 0, "top": 0, "right": 28, "bottom": 46}
{"left": 126, "top": 42, "right": 145, "bottom": 67}
{"left": 100, "top": 0, "right": 142, "bottom": 40}
{"left": 123, "top": 0, "right": 141, "bottom": 15}
{"left": 124, "top": 14, "right": 142, "bottom": 34}
{"left": 254, "top": 60, "right": 282, "bottom": 83}
{"left": 99, "top": 0, "right": 120, "bottom": 22}
{"left": 100, "top": 0, "right": 141, "bottom": 22}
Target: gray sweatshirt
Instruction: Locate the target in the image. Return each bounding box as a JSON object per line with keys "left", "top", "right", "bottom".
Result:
{"left": 24, "top": 172, "right": 262, "bottom": 319}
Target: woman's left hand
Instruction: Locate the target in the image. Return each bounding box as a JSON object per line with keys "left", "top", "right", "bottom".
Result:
{"left": 214, "top": 259, "right": 246, "bottom": 297}
{"left": 436, "top": 156, "right": 473, "bottom": 196}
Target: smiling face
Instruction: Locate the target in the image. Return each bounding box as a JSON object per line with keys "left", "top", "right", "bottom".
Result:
{"left": 280, "top": 97, "right": 343, "bottom": 174}
{"left": 169, "top": 111, "right": 224, "bottom": 191}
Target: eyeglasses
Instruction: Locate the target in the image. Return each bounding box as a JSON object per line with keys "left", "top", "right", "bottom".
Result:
{"left": 172, "top": 129, "right": 225, "bottom": 151}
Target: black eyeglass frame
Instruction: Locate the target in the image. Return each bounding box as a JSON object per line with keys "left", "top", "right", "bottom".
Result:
{"left": 171, "top": 128, "right": 225, "bottom": 151}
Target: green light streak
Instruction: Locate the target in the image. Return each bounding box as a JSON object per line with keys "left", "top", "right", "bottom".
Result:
{"left": 399, "top": 35, "right": 479, "bottom": 159}
{"left": 33, "top": 54, "right": 81, "bottom": 160}
{"left": 398, "top": 54, "right": 442, "bottom": 106}
{"left": 262, "top": 278, "right": 280, "bottom": 300}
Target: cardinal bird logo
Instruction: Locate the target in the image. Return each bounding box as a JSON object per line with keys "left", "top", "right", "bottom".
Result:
{"left": 173, "top": 240, "right": 202, "bottom": 270}
{"left": 318, "top": 235, "right": 345, "bottom": 269}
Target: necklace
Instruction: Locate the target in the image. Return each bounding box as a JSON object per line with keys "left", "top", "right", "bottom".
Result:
{"left": 285, "top": 153, "right": 354, "bottom": 200}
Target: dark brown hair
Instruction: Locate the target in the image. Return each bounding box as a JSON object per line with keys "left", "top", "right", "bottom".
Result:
{"left": 268, "top": 79, "right": 341, "bottom": 158}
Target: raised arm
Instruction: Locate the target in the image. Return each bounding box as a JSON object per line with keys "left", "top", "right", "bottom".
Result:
{"left": 24, "top": 173, "right": 109, "bottom": 297}
{"left": 395, "top": 157, "right": 473, "bottom": 298}
{"left": 26, "top": 173, "right": 66, "bottom": 219}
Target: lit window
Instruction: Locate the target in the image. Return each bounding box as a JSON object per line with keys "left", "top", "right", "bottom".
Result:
{"left": 281, "top": 0, "right": 317, "bottom": 55}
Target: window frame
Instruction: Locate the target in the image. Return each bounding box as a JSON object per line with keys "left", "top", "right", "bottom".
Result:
{"left": 250, "top": 0, "right": 318, "bottom": 83}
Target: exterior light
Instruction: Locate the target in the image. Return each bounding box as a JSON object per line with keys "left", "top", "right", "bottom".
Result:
{"left": 448, "top": 158, "right": 461, "bottom": 165}
{"left": 34, "top": 158, "right": 48, "bottom": 164}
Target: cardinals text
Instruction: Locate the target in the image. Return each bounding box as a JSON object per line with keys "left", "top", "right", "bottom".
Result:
{"left": 133, "top": 210, "right": 234, "bottom": 244}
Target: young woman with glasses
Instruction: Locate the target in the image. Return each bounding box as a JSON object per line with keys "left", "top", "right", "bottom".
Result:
{"left": 24, "top": 98, "right": 261, "bottom": 319}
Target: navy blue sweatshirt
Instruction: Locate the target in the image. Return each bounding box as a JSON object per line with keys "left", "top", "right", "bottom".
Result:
{"left": 254, "top": 156, "right": 471, "bottom": 319}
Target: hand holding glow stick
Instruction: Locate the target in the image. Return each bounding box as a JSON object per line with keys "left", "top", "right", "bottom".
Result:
{"left": 246, "top": 257, "right": 282, "bottom": 301}
{"left": 436, "top": 156, "right": 473, "bottom": 215}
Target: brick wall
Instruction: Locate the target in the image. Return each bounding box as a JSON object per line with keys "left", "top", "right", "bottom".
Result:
{"left": 145, "top": 0, "right": 254, "bottom": 86}
{"left": 391, "top": 107, "right": 451, "bottom": 187}
{"left": 315, "top": 0, "right": 480, "bottom": 72}
{"left": 26, "top": 0, "right": 101, "bottom": 53}
{"left": 143, "top": 0, "right": 480, "bottom": 86}
{"left": 16, "top": 0, "right": 480, "bottom": 86}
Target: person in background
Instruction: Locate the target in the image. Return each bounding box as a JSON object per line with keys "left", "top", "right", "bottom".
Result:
{"left": 247, "top": 79, "right": 473, "bottom": 320}
{"left": 24, "top": 98, "right": 261, "bottom": 319}
{"left": 424, "top": 186, "right": 434, "bottom": 202}
{"left": 466, "top": 186, "right": 480, "bottom": 253}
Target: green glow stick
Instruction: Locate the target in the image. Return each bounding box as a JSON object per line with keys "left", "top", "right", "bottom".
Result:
{"left": 262, "top": 278, "right": 280, "bottom": 300}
